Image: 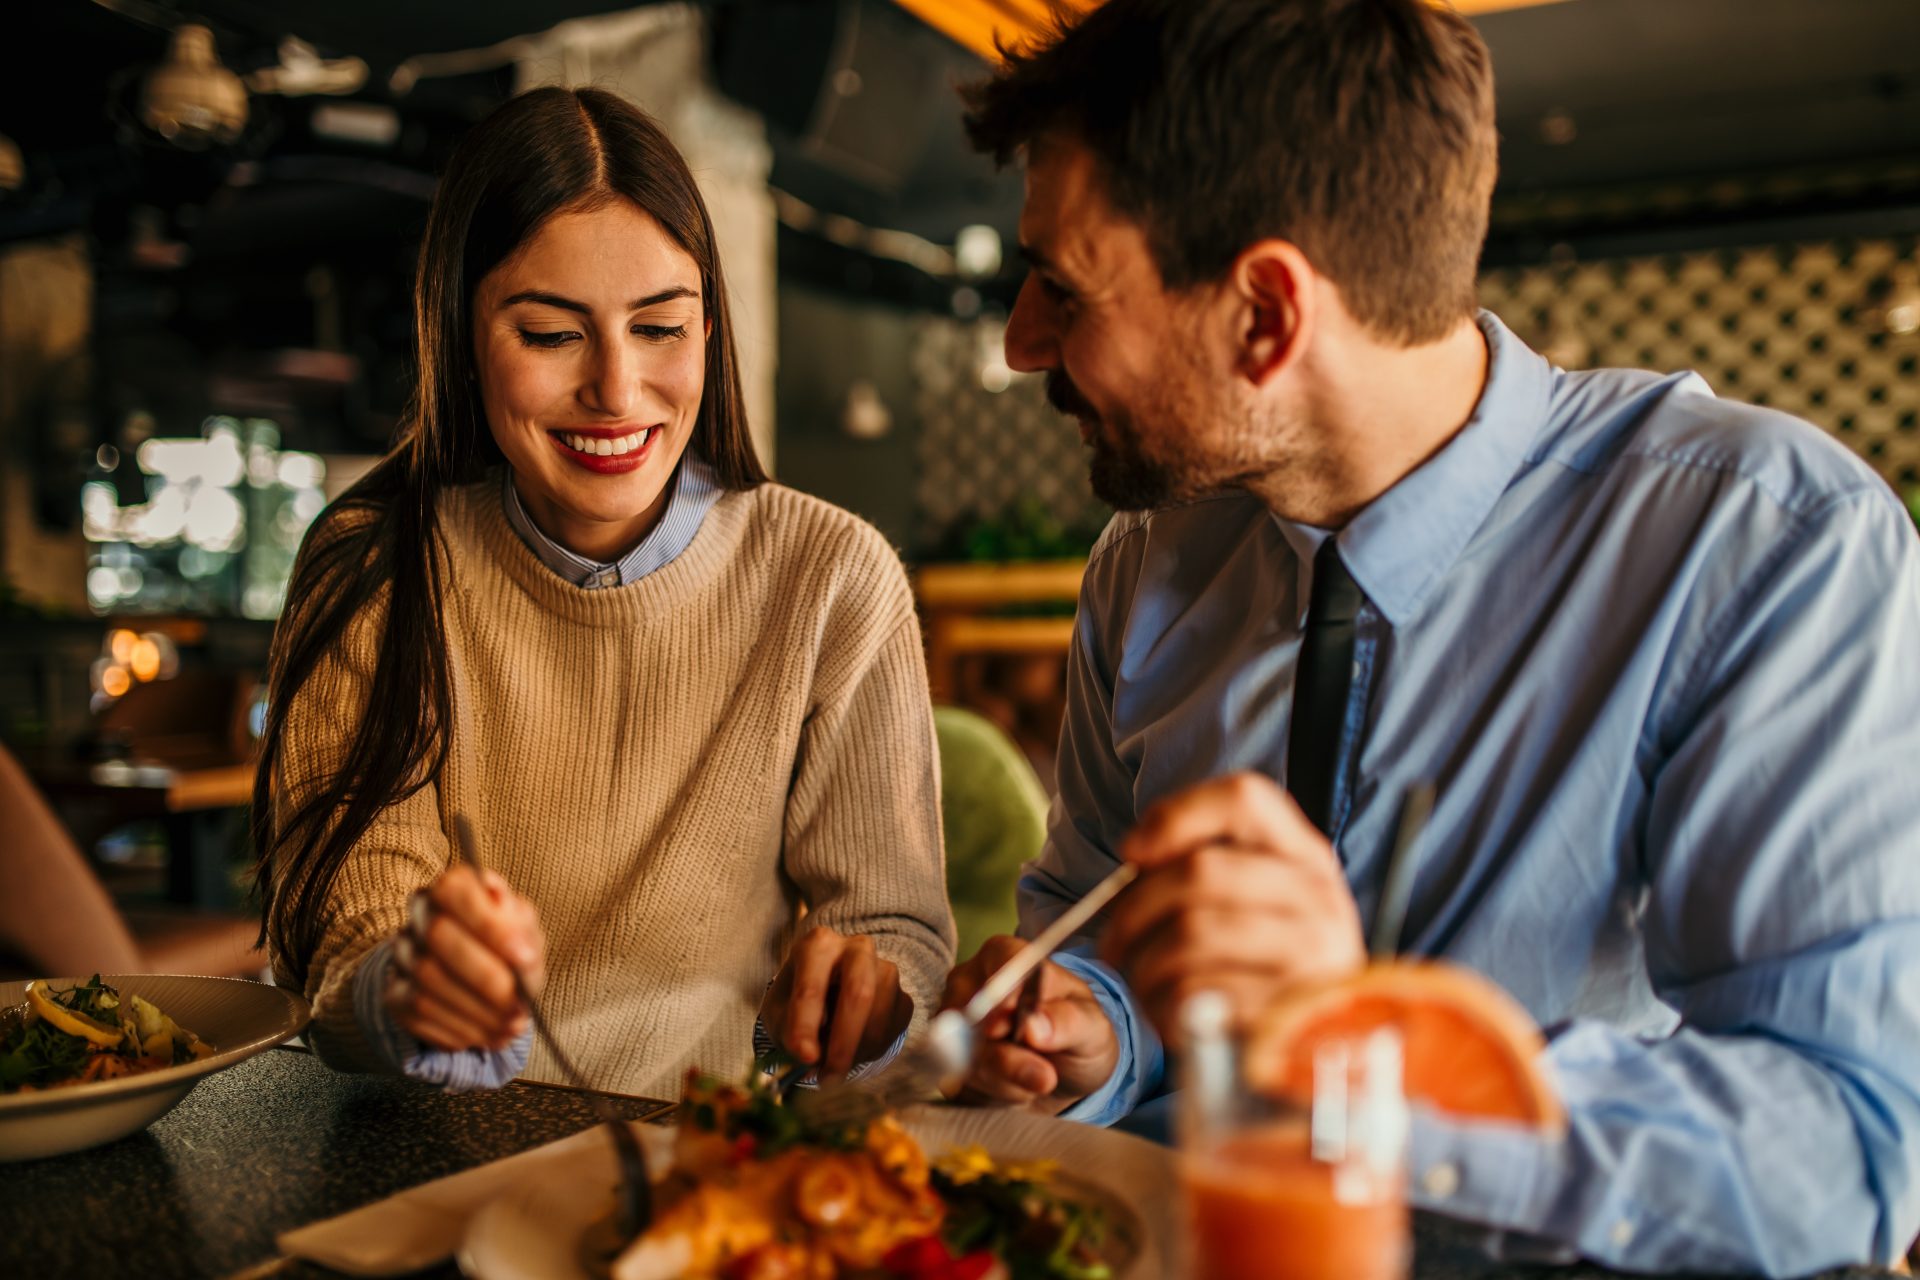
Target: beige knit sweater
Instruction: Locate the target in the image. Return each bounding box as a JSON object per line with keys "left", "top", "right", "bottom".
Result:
{"left": 273, "top": 475, "right": 956, "bottom": 1098}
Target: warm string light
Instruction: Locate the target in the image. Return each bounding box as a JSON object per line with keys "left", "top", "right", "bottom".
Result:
{"left": 91, "top": 628, "right": 179, "bottom": 707}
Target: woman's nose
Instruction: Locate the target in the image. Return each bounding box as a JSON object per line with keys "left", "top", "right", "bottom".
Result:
{"left": 581, "top": 336, "right": 641, "bottom": 418}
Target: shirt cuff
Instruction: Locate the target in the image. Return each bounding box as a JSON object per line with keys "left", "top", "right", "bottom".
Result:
{"left": 1408, "top": 1105, "right": 1556, "bottom": 1229}
{"left": 1051, "top": 946, "right": 1166, "bottom": 1127}
{"left": 1407, "top": 1106, "right": 1676, "bottom": 1269}
{"left": 750, "top": 1017, "right": 911, "bottom": 1088}
{"left": 352, "top": 933, "right": 532, "bottom": 1093}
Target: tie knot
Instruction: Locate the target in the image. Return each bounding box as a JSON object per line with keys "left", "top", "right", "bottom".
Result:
{"left": 1308, "top": 540, "right": 1362, "bottom": 626}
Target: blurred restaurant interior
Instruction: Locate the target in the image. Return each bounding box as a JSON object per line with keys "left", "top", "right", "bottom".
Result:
{"left": 2, "top": 0, "right": 1919, "bottom": 981}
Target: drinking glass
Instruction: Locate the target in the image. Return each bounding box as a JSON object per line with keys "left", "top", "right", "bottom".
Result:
{"left": 1179, "top": 993, "right": 1411, "bottom": 1280}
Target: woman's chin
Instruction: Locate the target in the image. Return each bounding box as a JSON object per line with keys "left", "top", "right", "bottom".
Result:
{"left": 554, "top": 482, "right": 669, "bottom": 529}
{"left": 512, "top": 462, "right": 669, "bottom": 540}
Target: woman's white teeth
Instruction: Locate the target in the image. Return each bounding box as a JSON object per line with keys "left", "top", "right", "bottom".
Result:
{"left": 560, "top": 428, "right": 651, "bottom": 456}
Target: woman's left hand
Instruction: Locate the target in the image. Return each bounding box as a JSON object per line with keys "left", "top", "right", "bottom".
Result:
{"left": 762, "top": 927, "right": 913, "bottom": 1077}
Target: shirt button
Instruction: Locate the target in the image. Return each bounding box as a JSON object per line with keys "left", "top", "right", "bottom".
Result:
{"left": 1420, "top": 1162, "right": 1460, "bottom": 1199}
{"left": 1351, "top": 659, "right": 1362, "bottom": 680}
{"left": 1609, "top": 1219, "right": 1635, "bottom": 1248}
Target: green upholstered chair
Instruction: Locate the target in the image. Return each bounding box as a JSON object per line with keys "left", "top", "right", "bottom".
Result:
{"left": 934, "top": 706, "right": 1050, "bottom": 963}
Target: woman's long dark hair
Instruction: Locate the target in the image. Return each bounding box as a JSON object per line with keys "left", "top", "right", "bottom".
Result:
{"left": 253, "top": 87, "right": 767, "bottom": 981}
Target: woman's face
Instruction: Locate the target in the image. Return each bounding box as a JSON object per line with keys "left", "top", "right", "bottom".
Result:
{"left": 472, "top": 199, "right": 709, "bottom": 561}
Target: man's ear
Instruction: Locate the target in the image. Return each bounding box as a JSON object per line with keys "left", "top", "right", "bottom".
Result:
{"left": 1231, "top": 240, "right": 1316, "bottom": 388}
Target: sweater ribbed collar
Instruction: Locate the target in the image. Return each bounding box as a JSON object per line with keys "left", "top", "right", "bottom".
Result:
{"left": 448, "top": 468, "right": 759, "bottom": 628}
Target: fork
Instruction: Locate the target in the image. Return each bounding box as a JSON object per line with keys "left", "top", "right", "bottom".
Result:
{"left": 448, "top": 815, "right": 653, "bottom": 1244}
{"left": 798, "top": 863, "right": 1138, "bottom": 1130}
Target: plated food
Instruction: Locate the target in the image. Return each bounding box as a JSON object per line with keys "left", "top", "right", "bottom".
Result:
{"left": 0, "top": 974, "right": 310, "bottom": 1162}
{"left": 1, "top": 974, "right": 215, "bottom": 1094}
{"left": 607, "top": 1068, "right": 1119, "bottom": 1280}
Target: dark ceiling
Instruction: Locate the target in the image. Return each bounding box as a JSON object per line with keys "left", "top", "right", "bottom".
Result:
{"left": 10, "top": 0, "right": 1920, "bottom": 246}
{"left": 182, "top": 0, "right": 644, "bottom": 61}
{"left": 3, "top": 0, "right": 1918, "bottom": 337}
{"left": 1481, "top": 0, "right": 1920, "bottom": 193}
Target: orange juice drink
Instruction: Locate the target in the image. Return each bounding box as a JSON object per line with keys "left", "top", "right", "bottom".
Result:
{"left": 1184, "top": 1121, "right": 1409, "bottom": 1280}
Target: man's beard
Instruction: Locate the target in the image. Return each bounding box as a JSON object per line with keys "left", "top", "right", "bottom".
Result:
{"left": 1047, "top": 371, "right": 1180, "bottom": 511}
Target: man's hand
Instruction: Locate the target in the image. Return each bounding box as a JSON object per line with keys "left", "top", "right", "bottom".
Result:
{"left": 762, "top": 927, "right": 913, "bottom": 1078}
{"left": 388, "top": 865, "right": 545, "bottom": 1052}
{"left": 939, "top": 937, "right": 1120, "bottom": 1114}
{"left": 1101, "top": 771, "right": 1364, "bottom": 1042}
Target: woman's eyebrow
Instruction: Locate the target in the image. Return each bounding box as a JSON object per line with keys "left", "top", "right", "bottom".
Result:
{"left": 500, "top": 286, "right": 699, "bottom": 314}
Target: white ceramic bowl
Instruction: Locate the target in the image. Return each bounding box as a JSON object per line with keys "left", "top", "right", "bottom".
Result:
{"left": 0, "top": 973, "right": 311, "bottom": 1162}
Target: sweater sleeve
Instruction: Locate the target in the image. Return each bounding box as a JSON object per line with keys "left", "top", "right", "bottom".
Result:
{"left": 268, "top": 579, "right": 454, "bottom": 1075}
{"left": 780, "top": 549, "right": 957, "bottom": 1034}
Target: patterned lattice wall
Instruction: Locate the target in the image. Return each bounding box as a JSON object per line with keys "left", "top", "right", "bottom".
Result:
{"left": 913, "top": 234, "right": 1920, "bottom": 544}
{"left": 911, "top": 315, "right": 1105, "bottom": 548}
{"left": 1480, "top": 236, "right": 1920, "bottom": 489}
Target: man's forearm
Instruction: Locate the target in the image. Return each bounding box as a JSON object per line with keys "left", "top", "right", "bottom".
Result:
{"left": 1407, "top": 1013, "right": 1920, "bottom": 1276}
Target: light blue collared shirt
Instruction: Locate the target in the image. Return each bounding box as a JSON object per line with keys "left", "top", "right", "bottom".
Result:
{"left": 501, "top": 454, "right": 722, "bottom": 588}
{"left": 1030, "top": 313, "right": 1920, "bottom": 1276}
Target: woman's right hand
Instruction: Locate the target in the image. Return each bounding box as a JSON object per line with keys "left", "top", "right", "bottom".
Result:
{"left": 386, "top": 865, "right": 546, "bottom": 1052}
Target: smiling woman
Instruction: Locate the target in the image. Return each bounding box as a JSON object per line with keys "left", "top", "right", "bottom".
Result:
{"left": 476, "top": 215, "right": 711, "bottom": 559}
{"left": 251, "top": 87, "right": 956, "bottom": 1099}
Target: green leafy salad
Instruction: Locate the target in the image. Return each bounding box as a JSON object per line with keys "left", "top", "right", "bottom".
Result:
{"left": 1, "top": 975, "right": 214, "bottom": 1093}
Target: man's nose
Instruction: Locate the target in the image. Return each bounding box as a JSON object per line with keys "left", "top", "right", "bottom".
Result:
{"left": 1003, "top": 273, "right": 1056, "bottom": 374}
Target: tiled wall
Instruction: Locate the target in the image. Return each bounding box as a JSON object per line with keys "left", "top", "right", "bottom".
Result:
{"left": 911, "top": 315, "right": 1106, "bottom": 551}
{"left": 1480, "top": 236, "right": 1920, "bottom": 489}
{"left": 912, "top": 234, "right": 1920, "bottom": 546}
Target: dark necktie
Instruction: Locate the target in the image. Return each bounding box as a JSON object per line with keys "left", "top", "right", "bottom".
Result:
{"left": 1288, "top": 539, "right": 1363, "bottom": 836}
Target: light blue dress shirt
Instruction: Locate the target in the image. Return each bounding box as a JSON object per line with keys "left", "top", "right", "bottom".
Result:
{"left": 350, "top": 457, "right": 722, "bottom": 1089}
{"left": 1028, "top": 313, "right": 1920, "bottom": 1275}
{"left": 501, "top": 455, "right": 721, "bottom": 588}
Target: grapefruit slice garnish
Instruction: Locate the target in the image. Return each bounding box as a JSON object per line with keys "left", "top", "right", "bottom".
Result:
{"left": 25, "top": 979, "right": 126, "bottom": 1050}
{"left": 1243, "top": 961, "right": 1565, "bottom": 1134}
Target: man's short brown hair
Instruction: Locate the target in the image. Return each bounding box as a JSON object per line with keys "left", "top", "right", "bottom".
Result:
{"left": 964, "top": 0, "right": 1497, "bottom": 346}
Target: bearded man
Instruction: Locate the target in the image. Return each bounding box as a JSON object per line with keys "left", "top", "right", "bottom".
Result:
{"left": 938, "top": 1, "right": 1920, "bottom": 1274}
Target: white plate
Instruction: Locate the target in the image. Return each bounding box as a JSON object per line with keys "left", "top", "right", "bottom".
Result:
{"left": 0, "top": 973, "right": 311, "bottom": 1161}
{"left": 459, "top": 1104, "right": 1182, "bottom": 1279}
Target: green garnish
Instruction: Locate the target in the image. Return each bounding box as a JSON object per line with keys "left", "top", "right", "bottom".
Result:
{"left": 0, "top": 1013, "right": 90, "bottom": 1091}
{"left": 934, "top": 1157, "right": 1114, "bottom": 1280}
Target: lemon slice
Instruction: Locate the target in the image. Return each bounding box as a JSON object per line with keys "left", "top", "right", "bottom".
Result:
{"left": 25, "top": 980, "right": 126, "bottom": 1049}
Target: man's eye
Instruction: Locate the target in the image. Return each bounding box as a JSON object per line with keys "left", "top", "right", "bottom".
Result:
{"left": 517, "top": 329, "right": 578, "bottom": 349}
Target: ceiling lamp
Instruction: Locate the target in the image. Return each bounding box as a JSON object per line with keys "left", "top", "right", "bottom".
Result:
{"left": 141, "top": 24, "right": 248, "bottom": 147}
{"left": 246, "top": 37, "right": 368, "bottom": 98}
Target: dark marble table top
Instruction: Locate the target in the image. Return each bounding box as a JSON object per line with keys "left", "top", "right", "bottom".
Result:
{"left": 0, "top": 1045, "right": 1899, "bottom": 1280}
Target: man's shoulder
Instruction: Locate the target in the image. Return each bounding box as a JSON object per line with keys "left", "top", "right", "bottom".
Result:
{"left": 1540, "top": 365, "right": 1895, "bottom": 525}
{"left": 1086, "top": 492, "right": 1270, "bottom": 570}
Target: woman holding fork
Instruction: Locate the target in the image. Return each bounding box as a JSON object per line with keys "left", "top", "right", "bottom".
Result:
{"left": 253, "top": 86, "right": 954, "bottom": 1099}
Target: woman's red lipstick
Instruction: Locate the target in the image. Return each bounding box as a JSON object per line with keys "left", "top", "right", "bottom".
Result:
{"left": 546, "top": 424, "right": 660, "bottom": 475}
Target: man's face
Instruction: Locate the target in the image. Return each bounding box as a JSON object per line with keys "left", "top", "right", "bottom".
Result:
{"left": 1005, "top": 136, "right": 1272, "bottom": 510}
